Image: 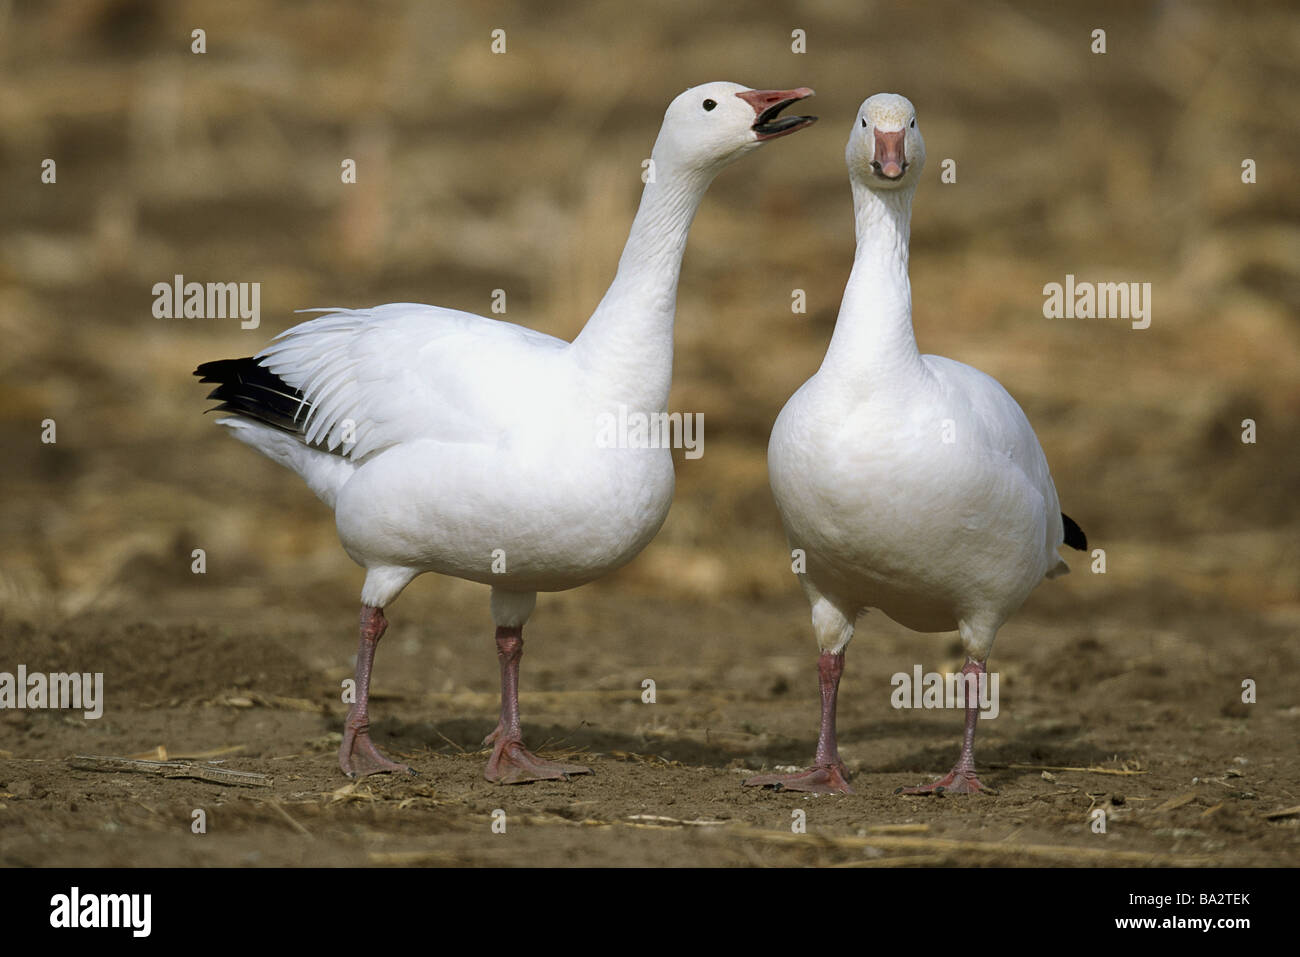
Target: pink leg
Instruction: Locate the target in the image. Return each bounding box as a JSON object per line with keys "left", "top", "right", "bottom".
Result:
{"left": 338, "top": 606, "right": 415, "bottom": 778}
{"left": 482, "top": 627, "right": 591, "bottom": 785}
{"left": 897, "top": 657, "right": 997, "bottom": 795}
{"left": 745, "top": 650, "right": 853, "bottom": 794}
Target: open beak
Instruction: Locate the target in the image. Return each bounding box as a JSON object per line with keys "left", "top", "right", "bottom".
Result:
{"left": 736, "top": 87, "right": 818, "bottom": 141}
{"left": 872, "top": 128, "right": 907, "bottom": 179}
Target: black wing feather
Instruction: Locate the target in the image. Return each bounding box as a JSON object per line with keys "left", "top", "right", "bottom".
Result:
{"left": 194, "top": 357, "right": 310, "bottom": 437}
{"left": 1061, "top": 512, "right": 1087, "bottom": 551}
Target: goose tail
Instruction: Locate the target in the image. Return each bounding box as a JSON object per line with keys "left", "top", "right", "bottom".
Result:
{"left": 195, "top": 356, "right": 354, "bottom": 508}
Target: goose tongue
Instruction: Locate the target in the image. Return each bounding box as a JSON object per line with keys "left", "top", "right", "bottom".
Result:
{"left": 737, "top": 87, "right": 818, "bottom": 140}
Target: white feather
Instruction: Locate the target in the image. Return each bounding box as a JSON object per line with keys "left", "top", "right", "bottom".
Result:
{"left": 208, "top": 82, "right": 809, "bottom": 613}
{"left": 770, "top": 93, "right": 1074, "bottom": 661}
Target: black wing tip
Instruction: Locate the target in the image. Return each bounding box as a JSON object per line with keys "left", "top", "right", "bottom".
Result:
{"left": 1062, "top": 513, "right": 1087, "bottom": 551}
{"left": 194, "top": 355, "right": 308, "bottom": 437}
{"left": 194, "top": 356, "right": 257, "bottom": 381}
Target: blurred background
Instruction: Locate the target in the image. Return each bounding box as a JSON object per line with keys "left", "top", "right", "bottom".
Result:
{"left": 2, "top": 0, "right": 1295, "bottom": 624}
{"left": 1, "top": 0, "right": 1298, "bottom": 868}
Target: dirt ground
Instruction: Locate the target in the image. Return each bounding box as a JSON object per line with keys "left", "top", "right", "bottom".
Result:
{"left": 2, "top": 578, "right": 1297, "bottom": 867}
{"left": 1, "top": 1, "right": 1298, "bottom": 867}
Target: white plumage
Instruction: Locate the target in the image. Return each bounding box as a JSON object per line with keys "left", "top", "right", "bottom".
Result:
{"left": 747, "top": 93, "right": 1084, "bottom": 796}
{"left": 198, "top": 82, "right": 817, "bottom": 783}
{"left": 229, "top": 302, "right": 666, "bottom": 605}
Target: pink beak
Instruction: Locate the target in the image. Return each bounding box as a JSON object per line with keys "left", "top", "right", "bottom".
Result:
{"left": 872, "top": 128, "right": 907, "bottom": 179}
{"left": 736, "top": 87, "right": 818, "bottom": 140}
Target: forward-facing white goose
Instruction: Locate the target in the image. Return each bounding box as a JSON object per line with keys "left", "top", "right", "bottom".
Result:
{"left": 196, "top": 82, "right": 816, "bottom": 783}
{"left": 747, "top": 93, "right": 1085, "bottom": 796}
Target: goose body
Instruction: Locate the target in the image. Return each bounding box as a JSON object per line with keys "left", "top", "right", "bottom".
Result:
{"left": 771, "top": 353, "right": 1067, "bottom": 640}
{"left": 198, "top": 82, "right": 817, "bottom": 782}
{"left": 225, "top": 302, "right": 675, "bottom": 603}
{"left": 748, "top": 93, "right": 1083, "bottom": 796}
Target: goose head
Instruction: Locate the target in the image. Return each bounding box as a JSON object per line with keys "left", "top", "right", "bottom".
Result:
{"left": 847, "top": 93, "right": 925, "bottom": 190}
{"left": 654, "top": 82, "right": 817, "bottom": 175}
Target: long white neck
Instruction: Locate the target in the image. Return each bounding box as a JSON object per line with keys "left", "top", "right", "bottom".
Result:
{"left": 820, "top": 180, "right": 923, "bottom": 380}
{"left": 571, "top": 155, "right": 715, "bottom": 412}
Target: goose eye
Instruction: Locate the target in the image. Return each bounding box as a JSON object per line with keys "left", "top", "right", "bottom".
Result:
{"left": 702, "top": 99, "right": 717, "bottom": 111}
{"left": 860, "top": 117, "right": 867, "bottom": 128}
{"left": 910, "top": 117, "right": 916, "bottom": 128}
